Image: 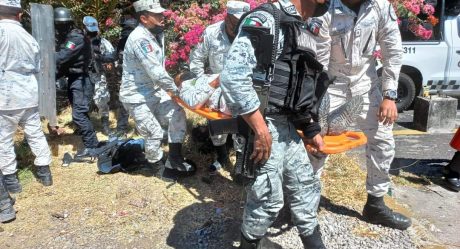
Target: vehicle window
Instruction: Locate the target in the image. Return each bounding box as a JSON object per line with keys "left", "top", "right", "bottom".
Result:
{"left": 446, "top": 0, "right": 460, "bottom": 16}
{"left": 400, "top": 0, "right": 442, "bottom": 41}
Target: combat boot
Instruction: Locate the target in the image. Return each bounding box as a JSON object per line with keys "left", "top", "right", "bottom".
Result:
{"left": 362, "top": 194, "right": 412, "bottom": 230}
{"left": 443, "top": 166, "right": 460, "bottom": 192}
{"left": 0, "top": 173, "right": 16, "bottom": 223}
{"left": 444, "top": 155, "right": 460, "bottom": 192}
{"left": 239, "top": 234, "right": 279, "bottom": 249}
{"left": 36, "top": 165, "right": 53, "bottom": 186}
{"left": 3, "top": 172, "right": 22, "bottom": 193}
{"left": 101, "top": 116, "right": 110, "bottom": 136}
{"left": 74, "top": 147, "right": 97, "bottom": 162}
{"left": 300, "top": 226, "right": 325, "bottom": 249}
{"left": 165, "top": 143, "right": 196, "bottom": 176}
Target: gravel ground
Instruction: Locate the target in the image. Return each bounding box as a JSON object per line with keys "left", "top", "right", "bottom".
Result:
{"left": 268, "top": 210, "right": 417, "bottom": 249}
{"left": 173, "top": 200, "right": 419, "bottom": 249}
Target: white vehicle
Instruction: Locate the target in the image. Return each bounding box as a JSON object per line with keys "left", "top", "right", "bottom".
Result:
{"left": 380, "top": 0, "right": 460, "bottom": 111}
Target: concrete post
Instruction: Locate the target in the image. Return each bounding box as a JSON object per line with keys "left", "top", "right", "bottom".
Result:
{"left": 413, "top": 96, "right": 458, "bottom": 133}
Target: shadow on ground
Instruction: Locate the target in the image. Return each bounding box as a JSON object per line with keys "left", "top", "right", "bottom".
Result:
{"left": 391, "top": 158, "right": 453, "bottom": 190}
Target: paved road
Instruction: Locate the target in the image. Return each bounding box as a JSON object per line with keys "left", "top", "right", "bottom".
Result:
{"left": 347, "top": 110, "right": 460, "bottom": 248}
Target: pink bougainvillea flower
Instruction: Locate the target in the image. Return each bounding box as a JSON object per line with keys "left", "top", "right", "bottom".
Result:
{"left": 105, "top": 17, "right": 113, "bottom": 27}
{"left": 410, "top": 4, "right": 420, "bottom": 15}
{"left": 423, "top": 4, "right": 435, "bottom": 15}
{"left": 422, "top": 29, "right": 433, "bottom": 40}
{"left": 373, "top": 50, "right": 382, "bottom": 60}
{"left": 163, "top": 10, "right": 173, "bottom": 17}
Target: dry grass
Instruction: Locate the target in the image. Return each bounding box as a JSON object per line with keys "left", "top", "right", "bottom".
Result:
{"left": 321, "top": 153, "right": 368, "bottom": 210}
{"left": 0, "top": 109, "right": 438, "bottom": 248}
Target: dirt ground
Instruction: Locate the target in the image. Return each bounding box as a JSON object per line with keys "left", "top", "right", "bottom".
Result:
{"left": 0, "top": 110, "right": 444, "bottom": 249}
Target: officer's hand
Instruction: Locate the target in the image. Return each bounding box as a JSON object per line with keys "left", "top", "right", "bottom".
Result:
{"left": 378, "top": 99, "right": 398, "bottom": 125}
{"left": 252, "top": 129, "right": 272, "bottom": 165}
{"left": 104, "top": 63, "right": 113, "bottom": 71}
{"left": 305, "top": 134, "right": 325, "bottom": 154}
{"left": 209, "top": 76, "right": 220, "bottom": 89}
{"left": 242, "top": 110, "right": 272, "bottom": 165}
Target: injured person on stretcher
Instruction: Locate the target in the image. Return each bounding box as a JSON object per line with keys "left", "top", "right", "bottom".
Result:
{"left": 174, "top": 71, "right": 231, "bottom": 116}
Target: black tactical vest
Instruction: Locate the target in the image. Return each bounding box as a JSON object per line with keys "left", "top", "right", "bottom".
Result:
{"left": 59, "top": 28, "right": 91, "bottom": 75}
{"left": 268, "top": 6, "right": 324, "bottom": 115}
{"left": 237, "top": 4, "right": 328, "bottom": 137}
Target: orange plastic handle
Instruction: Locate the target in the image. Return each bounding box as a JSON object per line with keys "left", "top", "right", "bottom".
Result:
{"left": 302, "top": 131, "right": 367, "bottom": 154}
{"left": 173, "top": 97, "right": 232, "bottom": 120}
{"left": 173, "top": 97, "right": 367, "bottom": 154}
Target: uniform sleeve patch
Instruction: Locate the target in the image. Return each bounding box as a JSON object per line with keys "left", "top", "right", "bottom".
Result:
{"left": 140, "top": 40, "right": 154, "bottom": 54}
{"left": 284, "top": 5, "right": 298, "bottom": 15}
{"left": 243, "top": 18, "right": 263, "bottom": 27}
{"left": 65, "top": 41, "right": 76, "bottom": 50}
{"left": 307, "top": 18, "right": 323, "bottom": 36}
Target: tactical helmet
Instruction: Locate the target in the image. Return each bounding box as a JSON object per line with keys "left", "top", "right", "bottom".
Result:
{"left": 54, "top": 7, "right": 73, "bottom": 23}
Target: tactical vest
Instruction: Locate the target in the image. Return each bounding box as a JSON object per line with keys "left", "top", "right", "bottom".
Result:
{"left": 59, "top": 28, "right": 91, "bottom": 75}
{"left": 238, "top": 4, "right": 326, "bottom": 125}
{"left": 269, "top": 11, "right": 324, "bottom": 115}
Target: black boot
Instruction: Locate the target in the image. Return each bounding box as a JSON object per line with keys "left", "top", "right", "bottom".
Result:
{"left": 444, "top": 152, "right": 460, "bottom": 192}
{"left": 362, "top": 194, "right": 412, "bottom": 230}
{"left": 36, "top": 166, "right": 53, "bottom": 186}
{"left": 443, "top": 166, "right": 460, "bottom": 192}
{"left": 300, "top": 225, "right": 325, "bottom": 249}
{"left": 240, "top": 234, "right": 279, "bottom": 249}
{"left": 115, "top": 106, "right": 129, "bottom": 138}
{"left": 3, "top": 173, "right": 22, "bottom": 193}
{"left": 101, "top": 116, "right": 110, "bottom": 136}
{"left": 74, "top": 147, "right": 97, "bottom": 162}
{"left": 0, "top": 172, "right": 16, "bottom": 223}
{"left": 165, "top": 143, "right": 196, "bottom": 176}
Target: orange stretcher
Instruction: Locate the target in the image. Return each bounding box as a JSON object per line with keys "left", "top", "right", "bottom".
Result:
{"left": 173, "top": 97, "right": 367, "bottom": 154}
{"left": 300, "top": 131, "right": 367, "bottom": 154}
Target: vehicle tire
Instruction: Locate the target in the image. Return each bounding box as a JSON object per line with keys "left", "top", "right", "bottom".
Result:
{"left": 396, "top": 72, "right": 416, "bottom": 112}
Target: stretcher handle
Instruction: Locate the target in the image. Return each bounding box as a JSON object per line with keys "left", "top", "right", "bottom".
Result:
{"left": 302, "top": 131, "right": 367, "bottom": 154}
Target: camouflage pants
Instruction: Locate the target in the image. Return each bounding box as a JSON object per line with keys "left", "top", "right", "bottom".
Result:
{"left": 91, "top": 73, "right": 110, "bottom": 118}
{"left": 242, "top": 115, "right": 321, "bottom": 240}
{"left": 308, "top": 83, "right": 395, "bottom": 197}
{"left": 0, "top": 107, "right": 52, "bottom": 175}
{"left": 123, "top": 93, "right": 186, "bottom": 163}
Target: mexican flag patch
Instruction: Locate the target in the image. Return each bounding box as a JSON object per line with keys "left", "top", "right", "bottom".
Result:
{"left": 140, "top": 41, "right": 154, "bottom": 54}
{"left": 65, "top": 41, "right": 76, "bottom": 50}
{"left": 243, "top": 18, "right": 262, "bottom": 27}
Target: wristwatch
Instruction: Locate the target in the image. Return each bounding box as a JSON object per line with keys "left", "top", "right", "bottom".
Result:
{"left": 383, "top": 90, "right": 397, "bottom": 101}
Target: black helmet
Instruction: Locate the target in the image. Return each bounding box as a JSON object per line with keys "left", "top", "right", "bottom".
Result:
{"left": 54, "top": 7, "right": 73, "bottom": 23}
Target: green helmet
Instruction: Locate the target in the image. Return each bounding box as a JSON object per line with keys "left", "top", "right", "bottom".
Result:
{"left": 54, "top": 7, "right": 73, "bottom": 23}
